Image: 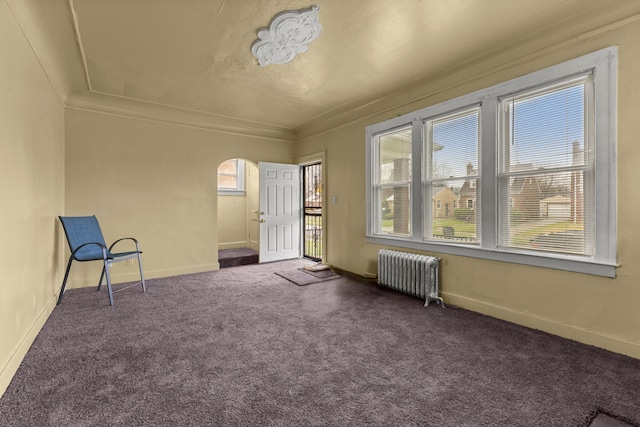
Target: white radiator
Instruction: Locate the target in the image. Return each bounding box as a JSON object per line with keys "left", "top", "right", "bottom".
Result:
{"left": 377, "top": 249, "right": 443, "bottom": 307}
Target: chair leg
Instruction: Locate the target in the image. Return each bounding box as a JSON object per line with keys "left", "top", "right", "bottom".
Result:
{"left": 97, "top": 266, "right": 106, "bottom": 291}
{"left": 57, "top": 257, "right": 74, "bottom": 305}
{"left": 137, "top": 253, "right": 146, "bottom": 292}
{"left": 104, "top": 260, "right": 115, "bottom": 306}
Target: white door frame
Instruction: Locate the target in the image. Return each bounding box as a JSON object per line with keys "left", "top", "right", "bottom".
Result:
{"left": 296, "top": 152, "right": 327, "bottom": 264}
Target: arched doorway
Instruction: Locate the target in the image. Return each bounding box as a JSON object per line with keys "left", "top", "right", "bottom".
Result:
{"left": 217, "top": 158, "right": 260, "bottom": 267}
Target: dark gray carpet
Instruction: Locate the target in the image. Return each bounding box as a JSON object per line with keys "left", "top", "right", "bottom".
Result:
{"left": 1, "top": 259, "right": 640, "bottom": 426}
{"left": 218, "top": 247, "right": 258, "bottom": 268}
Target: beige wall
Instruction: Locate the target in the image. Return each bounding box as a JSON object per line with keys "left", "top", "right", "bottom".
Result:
{"left": 0, "top": 2, "right": 65, "bottom": 396}
{"left": 218, "top": 161, "right": 259, "bottom": 250}
{"left": 295, "top": 19, "right": 640, "bottom": 358}
{"left": 64, "top": 109, "right": 293, "bottom": 287}
{"left": 218, "top": 193, "right": 249, "bottom": 249}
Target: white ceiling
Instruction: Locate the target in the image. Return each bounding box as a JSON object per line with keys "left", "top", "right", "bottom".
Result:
{"left": 8, "top": 0, "right": 640, "bottom": 139}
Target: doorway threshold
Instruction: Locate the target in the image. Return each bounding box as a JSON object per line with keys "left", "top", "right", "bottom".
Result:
{"left": 219, "top": 248, "right": 259, "bottom": 268}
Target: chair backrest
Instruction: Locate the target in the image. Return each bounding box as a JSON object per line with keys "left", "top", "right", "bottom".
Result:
{"left": 59, "top": 216, "right": 108, "bottom": 261}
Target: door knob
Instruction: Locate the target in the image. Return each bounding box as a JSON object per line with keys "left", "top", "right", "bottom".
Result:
{"left": 260, "top": 219, "right": 266, "bottom": 223}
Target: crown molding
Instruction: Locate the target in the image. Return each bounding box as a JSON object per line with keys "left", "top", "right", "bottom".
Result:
{"left": 65, "top": 91, "right": 295, "bottom": 142}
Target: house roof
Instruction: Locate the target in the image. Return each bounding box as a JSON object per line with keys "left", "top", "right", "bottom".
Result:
{"left": 433, "top": 187, "right": 459, "bottom": 199}
{"left": 510, "top": 176, "right": 542, "bottom": 195}
{"left": 541, "top": 195, "right": 571, "bottom": 204}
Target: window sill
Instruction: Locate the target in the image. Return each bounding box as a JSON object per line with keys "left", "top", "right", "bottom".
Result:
{"left": 218, "top": 191, "right": 246, "bottom": 196}
{"left": 367, "top": 235, "right": 617, "bottom": 278}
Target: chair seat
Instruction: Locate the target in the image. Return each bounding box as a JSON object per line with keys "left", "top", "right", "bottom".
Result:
{"left": 73, "top": 249, "right": 140, "bottom": 262}
{"left": 110, "top": 251, "right": 141, "bottom": 260}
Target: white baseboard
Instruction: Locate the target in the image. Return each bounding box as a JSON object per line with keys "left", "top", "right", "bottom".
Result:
{"left": 143, "top": 263, "right": 220, "bottom": 279}
{"left": 65, "top": 263, "right": 221, "bottom": 289}
{"left": 0, "top": 294, "right": 57, "bottom": 398}
{"left": 441, "top": 291, "right": 640, "bottom": 359}
{"left": 218, "top": 242, "right": 248, "bottom": 250}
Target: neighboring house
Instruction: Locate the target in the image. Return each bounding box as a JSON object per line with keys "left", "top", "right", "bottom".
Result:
{"left": 511, "top": 176, "right": 543, "bottom": 220}
{"left": 540, "top": 195, "right": 571, "bottom": 219}
{"left": 386, "top": 194, "right": 394, "bottom": 214}
{"left": 570, "top": 141, "right": 585, "bottom": 223}
{"left": 432, "top": 187, "right": 459, "bottom": 218}
{"left": 459, "top": 163, "right": 477, "bottom": 211}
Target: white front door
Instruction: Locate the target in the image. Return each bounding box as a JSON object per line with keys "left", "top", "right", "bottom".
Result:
{"left": 259, "top": 162, "right": 301, "bottom": 263}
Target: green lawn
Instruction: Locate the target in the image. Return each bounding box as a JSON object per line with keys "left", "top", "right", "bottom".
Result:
{"left": 432, "top": 218, "right": 476, "bottom": 237}
{"left": 381, "top": 217, "right": 477, "bottom": 237}
{"left": 384, "top": 217, "right": 582, "bottom": 244}
{"left": 305, "top": 237, "right": 322, "bottom": 259}
{"left": 512, "top": 221, "right": 583, "bottom": 246}
{"left": 304, "top": 215, "right": 323, "bottom": 259}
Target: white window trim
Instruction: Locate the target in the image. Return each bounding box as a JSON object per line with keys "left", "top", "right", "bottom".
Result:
{"left": 366, "top": 47, "right": 617, "bottom": 278}
{"left": 218, "top": 159, "right": 246, "bottom": 195}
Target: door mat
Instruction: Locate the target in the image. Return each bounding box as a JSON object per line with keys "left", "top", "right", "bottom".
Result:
{"left": 299, "top": 267, "right": 335, "bottom": 278}
{"left": 275, "top": 268, "right": 340, "bottom": 286}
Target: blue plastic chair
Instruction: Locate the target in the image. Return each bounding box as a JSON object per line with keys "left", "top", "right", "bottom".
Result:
{"left": 58, "top": 216, "right": 146, "bottom": 306}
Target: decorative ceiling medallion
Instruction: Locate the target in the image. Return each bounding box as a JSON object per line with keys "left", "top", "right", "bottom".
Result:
{"left": 251, "top": 5, "right": 322, "bottom": 66}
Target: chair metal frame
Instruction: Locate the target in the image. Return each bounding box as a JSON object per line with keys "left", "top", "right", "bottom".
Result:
{"left": 58, "top": 215, "right": 146, "bottom": 306}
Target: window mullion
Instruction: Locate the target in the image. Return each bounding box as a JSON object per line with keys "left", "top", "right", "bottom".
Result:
{"left": 480, "top": 97, "right": 498, "bottom": 249}
{"left": 412, "top": 119, "right": 423, "bottom": 241}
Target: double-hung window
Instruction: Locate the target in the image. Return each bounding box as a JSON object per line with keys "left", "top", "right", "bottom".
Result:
{"left": 497, "top": 76, "right": 594, "bottom": 256}
{"left": 218, "top": 158, "right": 245, "bottom": 195}
{"left": 366, "top": 47, "right": 617, "bottom": 277}
{"left": 371, "top": 126, "right": 412, "bottom": 237}
{"left": 424, "top": 106, "right": 480, "bottom": 243}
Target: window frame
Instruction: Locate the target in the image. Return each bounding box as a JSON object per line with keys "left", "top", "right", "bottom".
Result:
{"left": 366, "top": 46, "right": 617, "bottom": 277}
{"left": 423, "top": 105, "right": 481, "bottom": 245}
{"left": 217, "top": 158, "right": 246, "bottom": 195}
{"left": 496, "top": 74, "right": 595, "bottom": 256}
{"left": 370, "top": 125, "right": 413, "bottom": 237}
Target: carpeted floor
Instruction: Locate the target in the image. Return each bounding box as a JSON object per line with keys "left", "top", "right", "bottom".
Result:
{"left": 1, "top": 259, "right": 640, "bottom": 426}
{"left": 218, "top": 247, "right": 258, "bottom": 268}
